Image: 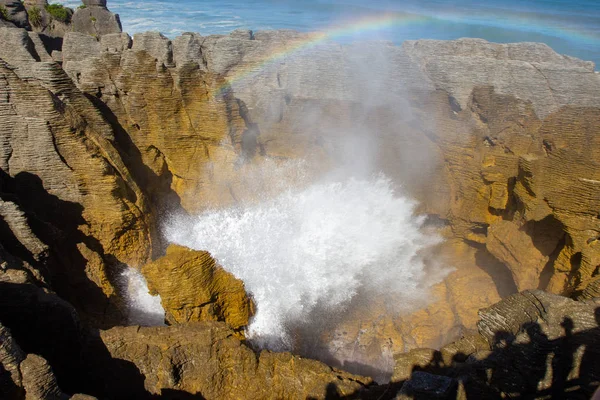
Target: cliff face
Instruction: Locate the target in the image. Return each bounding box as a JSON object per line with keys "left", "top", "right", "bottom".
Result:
{"left": 60, "top": 30, "right": 600, "bottom": 297}
{"left": 55, "top": 28, "right": 600, "bottom": 362}
{"left": 0, "top": 27, "right": 155, "bottom": 327}
{"left": 0, "top": 9, "right": 599, "bottom": 399}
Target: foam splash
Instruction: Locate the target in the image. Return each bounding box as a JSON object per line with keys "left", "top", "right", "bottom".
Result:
{"left": 167, "top": 174, "right": 443, "bottom": 350}
{"left": 119, "top": 267, "right": 165, "bottom": 326}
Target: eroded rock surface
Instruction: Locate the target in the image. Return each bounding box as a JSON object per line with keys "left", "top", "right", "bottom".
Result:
{"left": 390, "top": 291, "right": 600, "bottom": 399}
{"left": 141, "top": 244, "right": 254, "bottom": 332}
{"left": 60, "top": 30, "right": 600, "bottom": 301}
{"left": 95, "top": 322, "right": 372, "bottom": 399}
{"left": 71, "top": 0, "right": 121, "bottom": 37}
{"left": 0, "top": 26, "right": 156, "bottom": 326}
{"left": 1, "top": 17, "right": 600, "bottom": 399}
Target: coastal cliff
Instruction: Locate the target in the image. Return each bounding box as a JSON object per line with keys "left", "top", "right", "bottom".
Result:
{"left": 0, "top": 0, "right": 599, "bottom": 398}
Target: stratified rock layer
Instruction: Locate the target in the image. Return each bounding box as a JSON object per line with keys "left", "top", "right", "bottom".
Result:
{"left": 1, "top": 20, "right": 600, "bottom": 399}
{"left": 141, "top": 244, "right": 254, "bottom": 331}
{"left": 61, "top": 31, "right": 600, "bottom": 299}
{"left": 95, "top": 322, "right": 372, "bottom": 399}
{"left": 391, "top": 291, "right": 600, "bottom": 399}
{"left": 71, "top": 1, "right": 121, "bottom": 37}
{"left": 0, "top": 26, "right": 155, "bottom": 326}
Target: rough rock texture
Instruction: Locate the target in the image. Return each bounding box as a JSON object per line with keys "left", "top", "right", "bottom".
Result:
{"left": 0, "top": 0, "right": 31, "bottom": 29}
{"left": 23, "top": 0, "right": 73, "bottom": 38}
{"left": 2, "top": 23, "right": 600, "bottom": 399}
{"left": 20, "top": 354, "right": 65, "bottom": 400}
{"left": 0, "top": 323, "right": 26, "bottom": 399}
{"left": 0, "top": 26, "right": 156, "bottom": 326}
{"left": 60, "top": 31, "right": 600, "bottom": 300}
{"left": 389, "top": 291, "right": 600, "bottom": 399}
{"left": 55, "top": 31, "right": 600, "bottom": 382}
{"left": 71, "top": 1, "right": 121, "bottom": 37}
{"left": 141, "top": 244, "right": 254, "bottom": 331}
{"left": 95, "top": 322, "right": 372, "bottom": 399}
{"left": 60, "top": 30, "right": 259, "bottom": 214}
{"left": 0, "top": 321, "right": 91, "bottom": 400}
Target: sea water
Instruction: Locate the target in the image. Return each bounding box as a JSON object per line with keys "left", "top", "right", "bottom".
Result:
{"left": 166, "top": 173, "right": 445, "bottom": 350}
{"left": 54, "top": 0, "right": 600, "bottom": 67}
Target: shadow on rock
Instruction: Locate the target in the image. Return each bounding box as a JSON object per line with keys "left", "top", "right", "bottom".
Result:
{"left": 0, "top": 169, "right": 126, "bottom": 327}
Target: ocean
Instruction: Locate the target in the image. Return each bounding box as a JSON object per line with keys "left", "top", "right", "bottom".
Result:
{"left": 55, "top": 0, "right": 600, "bottom": 68}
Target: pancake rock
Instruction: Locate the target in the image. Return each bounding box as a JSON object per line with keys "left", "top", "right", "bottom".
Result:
{"left": 57, "top": 29, "right": 600, "bottom": 369}
{"left": 95, "top": 322, "right": 372, "bottom": 399}
{"left": 60, "top": 30, "right": 600, "bottom": 298}
{"left": 141, "top": 244, "right": 254, "bottom": 332}
{"left": 71, "top": 0, "right": 122, "bottom": 37}
{"left": 0, "top": 0, "right": 31, "bottom": 29}
{"left": 0, "top": 26, "right": 156, "bottom": 326}
{"left": 2, "top": 14, "right": 600, "bottom": 398}
{"left": 391, "top": 291, "right": 600, "bottom": 399}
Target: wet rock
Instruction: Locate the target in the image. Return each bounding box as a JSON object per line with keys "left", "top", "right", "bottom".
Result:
{"left": 96, "top": 323, "right": 372, "bottom": 399}
{"left": 141, "top": 244, "right": 254, "bottom": 332}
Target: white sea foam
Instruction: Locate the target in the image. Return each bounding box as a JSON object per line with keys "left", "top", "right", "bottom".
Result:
{"left": 119, "top": 267, "right": 165, "bottom": 326}
{"left": 166, "top": 172, "right": 443, "bottom": 350}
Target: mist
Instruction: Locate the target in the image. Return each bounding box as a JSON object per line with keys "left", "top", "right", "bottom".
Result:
{"left": 161, "top": 36, "right": 450, "bottom": 380}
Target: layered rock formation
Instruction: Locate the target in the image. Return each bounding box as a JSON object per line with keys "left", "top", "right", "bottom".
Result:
{"left": 59, "top": 29, "right": 600, "bottom": 296}
{"left": 56, "top": 25, "right": 600, "bottom": 371}
{"left": 0, "top": 0, "right": 599, "bottom": 397}
{"left": 1, "top": 0, "right": 121, "bottom": 39}
{"left": 0, "top": 26, "right": 154, "bottom": 327}
{"left": 142, "top": 244, "right": 254, "bottom": 332}
{"left": 95, "top": 322, "right": 371, "bottom": 399}
{"left": 71, "top": 0, "right": 121, "bottom": 37}
{"left": 391, "top": 291, "right": 600, "bottom": 399}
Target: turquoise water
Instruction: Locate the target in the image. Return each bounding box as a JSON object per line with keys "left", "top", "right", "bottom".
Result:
{"left": 55, "top": 0, "right": 600, "bottom": 67}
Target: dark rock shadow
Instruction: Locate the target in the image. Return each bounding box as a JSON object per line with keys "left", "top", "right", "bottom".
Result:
{"left": 0, "top": 361, "right": 23, "bottom": 400}
{"left": 0, "top": 281, "right": 84, "bottom": 395}
{"left": 337, "top": 307, "right": 600, "bottom": 399}
{"left": 155, "top": 389, "right": 206, "bottom": 399}
{"left": 473, "top": 244, "right": 519, "bottom": 298}
{"left": 0, "top": 169, "right": 125, "bottom": 327}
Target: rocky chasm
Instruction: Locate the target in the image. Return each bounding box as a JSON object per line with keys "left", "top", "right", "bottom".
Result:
{"left": 0, "top": 0, "right": 600, "bottom": 398}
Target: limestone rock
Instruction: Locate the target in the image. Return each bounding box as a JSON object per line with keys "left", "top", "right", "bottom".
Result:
{"left": 62, "top": 29, "right": 250, "bottom": 214}
{"left": 62, "top": 32, "right": 102, "bottom": 62}
{"left": 0, "top": 323, "right": 25, "bottom": 399}
{"left": 24, "top": 1, "right": 74, "bottom": 38}
{"left": 0, "top": 0, "right": 31, "bottom": 29}
{"left": 387, "top": 291, "right": 600, "bottom": 399}
{"left": 131, "top": 31, "right": 173, "bottom": 67}
{"left": 486, "top": 218, "right": 564, "bottom": 291}
{"left": 83, "top": 0, "right": 107, "bottom": 7}
{"left": 71, "top": 2, "right": 121, "bottom": 37}
{"left": 141, "top": 244, "right": 254, "bottom": 331}
{"left": 1, "top": 26, "right": 156, "bottom": 326}
{"left": 96, "top": 322, "right": 372, "bottom": 399}
{"left": 0, "top": 28, "right": 41, "bottom": 63}
{"left": 20, "top": 354, "right": 65, "bottom": 400}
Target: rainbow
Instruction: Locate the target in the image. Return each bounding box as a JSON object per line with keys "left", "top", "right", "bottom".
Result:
{"left": 214, "top": 12, "right": 430, "bottom": 96}
{"left": 213, "top": 8, "right": 600, "bottom": 95}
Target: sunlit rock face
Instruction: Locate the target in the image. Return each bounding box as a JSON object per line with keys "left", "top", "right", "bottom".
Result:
{"left": 55, "top": 28, "right": 600, "bottom": 380}
{"left": 1, "top": 16, "right": 600, "bottom": 397}
{"left": 141, "top": 244, "right": 254, "bottom": 334}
